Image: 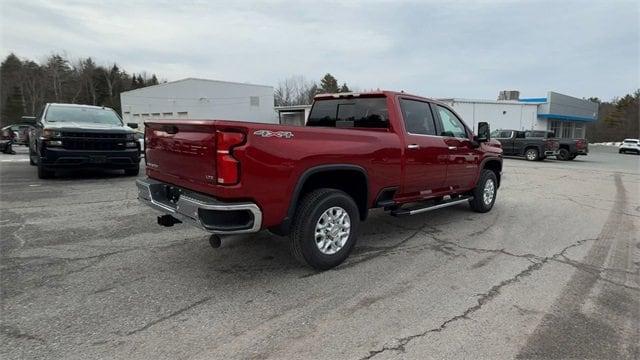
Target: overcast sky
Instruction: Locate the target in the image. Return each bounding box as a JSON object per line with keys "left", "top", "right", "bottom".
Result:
{"left": 1, "top": 0, "right": 638, "bottom": 100}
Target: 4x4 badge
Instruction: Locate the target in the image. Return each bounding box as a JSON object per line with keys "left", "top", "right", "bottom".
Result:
{"left": 253, "top": 130, "right": 294, "bottom": 139}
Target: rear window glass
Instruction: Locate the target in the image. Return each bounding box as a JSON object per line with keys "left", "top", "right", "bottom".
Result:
{"left": 623, "top": 140, "right": 639, "bottom": 144}
{"left": 307, "top": 98, "right": 389, "bottom": 128}
{"left": 45, "top": 106, "right": 123, "bottom": 125}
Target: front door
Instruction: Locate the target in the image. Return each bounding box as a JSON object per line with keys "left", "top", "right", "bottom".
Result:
{"left": 398, "top": 98, "right": 449, "bottom": 198}
{"left": 494, "top": 130, "right": 515, "bottom": 155}
{"left": 433, "top": 104, "right": 479, "bottom": 191}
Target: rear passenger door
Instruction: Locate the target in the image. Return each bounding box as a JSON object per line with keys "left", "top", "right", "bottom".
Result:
{"left": 513, "top": 131, "right": 527, "bottom": 155}
{"left": 398, "top": 98, "right": 449, "bottom": 198}
{"left": 433, "top": 105, "right": 479, "bottom": 191}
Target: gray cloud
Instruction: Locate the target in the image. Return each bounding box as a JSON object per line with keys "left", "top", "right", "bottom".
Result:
{"left": 1, "top": 0, "right": 638, "bottom": 100}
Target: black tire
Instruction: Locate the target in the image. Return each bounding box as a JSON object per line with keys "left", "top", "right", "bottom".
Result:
{"left": 525, "top": 148, "right": 539, "bottom": 161}
{"left": 469, "top": 169, "right": 498, "bottom": 213}
{"left": 289, "top": 188, "right": 360, "bottom": 270}
{"left": 557, "top": 148, "right": 570, "bottom": 161}
{"left": 29, "top": 146, "right": 37, "bottom": 165}
{"left": 619, "top": 149, "right": 624, "bottom": 154}
{"left": 37, "top": 160, "right": 54, "bottom": 179}
{"left": 567, "top": 154, "right": 577, "bottom": 160}
{"left": 124, "top": 166, "right": 140, "bottom": 176}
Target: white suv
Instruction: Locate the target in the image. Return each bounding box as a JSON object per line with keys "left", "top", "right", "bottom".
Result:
{"left": 619, "top": 139, "right": 640, "bottom": 154}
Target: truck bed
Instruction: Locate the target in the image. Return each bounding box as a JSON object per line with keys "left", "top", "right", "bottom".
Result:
{"left": 144, "top": 120, "right": 402, "bottom": 228}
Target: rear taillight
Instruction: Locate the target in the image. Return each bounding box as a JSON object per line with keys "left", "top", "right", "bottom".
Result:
{"left": 216, "top": 130, "right": 245, "bottom": 185}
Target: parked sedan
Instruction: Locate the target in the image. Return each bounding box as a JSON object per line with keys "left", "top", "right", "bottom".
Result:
{"left": 619, "top": 139, "right": 640, "bottom": 154}
{"left": 1, "top": 124, "right": 34, "bottom": 145}
{"left": 0, "top": 126, "right": 17, "bottom": 154}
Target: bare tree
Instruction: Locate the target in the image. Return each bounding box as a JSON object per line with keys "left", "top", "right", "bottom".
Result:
{"left": 21, "top": 60, "right": 46, "bottom": 114}
{"left": 275, "top": 75, "right": 317, "bottom": 106}
{"left": 72, "top": 58, "right": 98, "bottom": 105}
{"left": 44, "top": 54, "right": 72, "bottom": 102}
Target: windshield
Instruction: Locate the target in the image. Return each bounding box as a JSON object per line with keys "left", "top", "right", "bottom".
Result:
{"left": 307, "top": 97, "right": 389, "bottom": 129}
{"left": 45, "top": 106, "right": 123, "bottom": 125}
{"left": 623, "top": 140, "right": 638, "bottom": 144}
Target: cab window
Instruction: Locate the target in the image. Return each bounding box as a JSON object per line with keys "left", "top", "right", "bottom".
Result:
{"left": 435, "top": 105, "right": 467, "bottom": 138}
{"left": 491, "top": 130, "right": 513, "bottom": 138}
{"left": 399, "top": 99, "right": 436, "bottom": 135}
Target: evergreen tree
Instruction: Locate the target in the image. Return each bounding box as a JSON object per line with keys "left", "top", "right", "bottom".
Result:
{"left": 339, "top": 83, "right": 350, "bottom": 93}
{"left": 131, "top": 73, "right": 138, "bottom": 89}
{"left": 1, "top": 54, "right": 24, "bottom": 125}
{"left": 2, "top": 86, "right": 24, "bottom": 123}
{"left": 320, "top": 73, "right": 339, "bottom": 93}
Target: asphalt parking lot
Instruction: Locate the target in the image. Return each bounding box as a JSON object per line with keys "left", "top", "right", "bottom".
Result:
{"left": 1, "top": 145, "right": 638, "bottom": 359}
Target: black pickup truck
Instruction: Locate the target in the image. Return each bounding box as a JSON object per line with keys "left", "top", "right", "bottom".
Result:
{"left": 29, "top": 103, "right": 141, "bottom": 179}
{"left": 492, "top": 129, "right": 559, "bottom": 161}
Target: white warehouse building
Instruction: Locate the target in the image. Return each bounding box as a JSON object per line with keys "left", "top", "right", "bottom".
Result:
{"left": 120, "top": 78, "right": 276, "bottom": 127}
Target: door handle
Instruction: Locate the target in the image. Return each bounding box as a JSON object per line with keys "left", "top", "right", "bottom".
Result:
{"left": 448, "top": 146, "right": 457, "bottom": 150}
{"left": 407, "top": 144, "right": 420, "bottom": 149}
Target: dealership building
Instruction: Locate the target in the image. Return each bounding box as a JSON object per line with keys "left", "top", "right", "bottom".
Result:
{"left": 439, "top": 91, "right": 598, "bottom": 139}
{"left": 275, "top": 90, "right": 598, "bottom": 139}
{"left": 120, "top": 78, "right": 276, "bottom": 127}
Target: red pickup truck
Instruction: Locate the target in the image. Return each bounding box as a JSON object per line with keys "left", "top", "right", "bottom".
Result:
{"left": 136, "top": 91, "right": 503, "bottom": 269}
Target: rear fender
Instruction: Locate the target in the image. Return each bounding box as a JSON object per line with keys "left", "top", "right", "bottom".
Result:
{"left": 274, "top": 164, "right": 369, "bottom": 235}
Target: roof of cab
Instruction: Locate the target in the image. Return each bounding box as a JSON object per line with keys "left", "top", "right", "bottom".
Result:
{"left": 47, "top": 103, "right": 113, "bottom": 110}
{"left": 313, "top": 90, "right": 443, "bottom": 104}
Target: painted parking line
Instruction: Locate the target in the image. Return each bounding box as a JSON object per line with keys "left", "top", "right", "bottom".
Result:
{"left": 0, "top": 158, "right": 30, "bottom": 162}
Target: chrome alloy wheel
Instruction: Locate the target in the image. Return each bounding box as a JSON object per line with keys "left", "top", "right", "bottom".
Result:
{"left": 526, "top": 150, "right": 537, "bottom": 160}
{"left": 483, "top": 178, "right": 496, "bottom": 206}
{"left": 314, "top": 206, "right": 351, "bottom": 255}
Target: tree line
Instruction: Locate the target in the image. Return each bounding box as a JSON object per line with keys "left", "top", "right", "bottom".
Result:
{"left": 585, "top": 91, "right": 639, "bottom": 142}
{"left": 2, "top": 53, "right": 637, "bottom": 141}
{"left": 0, "top": 53, "right": 160, "bottom": 126}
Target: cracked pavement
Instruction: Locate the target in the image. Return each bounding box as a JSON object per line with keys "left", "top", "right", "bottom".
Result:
{"left": 1, "top": 145, "right": 639, "bottom": 359}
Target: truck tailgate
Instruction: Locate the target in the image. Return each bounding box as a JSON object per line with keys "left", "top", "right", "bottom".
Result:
{"left": 145, "top": 121, "right": 217, "bottom": 185}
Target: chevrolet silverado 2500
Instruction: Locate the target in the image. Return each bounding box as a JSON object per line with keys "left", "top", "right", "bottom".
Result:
{"left": 136, "top": 91, "right": 503, "bottom": 269}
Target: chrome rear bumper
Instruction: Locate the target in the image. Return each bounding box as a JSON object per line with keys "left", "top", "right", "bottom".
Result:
{"left": 136, "top": 178, "right": 262, "bottom": 234}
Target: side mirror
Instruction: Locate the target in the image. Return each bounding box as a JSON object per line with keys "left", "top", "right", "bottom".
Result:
{"left": 477, "top": 122, "right": 490, "bottom": 142}
{"left": 127, "top": 122, "right": 139, "bottom": 129}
